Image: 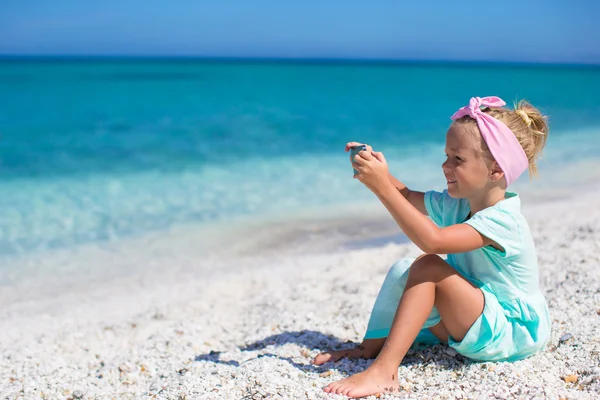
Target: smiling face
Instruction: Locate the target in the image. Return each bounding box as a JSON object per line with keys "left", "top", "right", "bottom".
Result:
{"left": 443, "top": 124, "right": 498, "bottom": 199}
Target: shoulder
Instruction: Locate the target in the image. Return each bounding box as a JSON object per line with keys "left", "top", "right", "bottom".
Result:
{"left": 425, "top": 189, "right": 470, "bottom": 212}
{"left": 478, "top": 192, "right": 525, "bottom": 227}
{"left": 425, "top": 190, "right": 470, "bottom": 227}
{"left": 465, "top": 192, "right": 526, "bottom": 257}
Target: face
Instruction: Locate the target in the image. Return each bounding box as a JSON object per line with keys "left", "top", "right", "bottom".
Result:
{"left": 442, "top": 125, "right": 495, "bottom": 199}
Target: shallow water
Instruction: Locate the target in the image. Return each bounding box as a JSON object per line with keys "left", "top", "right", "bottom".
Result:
{"left": 0, "top": 58, "right": 599, "bottom": 289}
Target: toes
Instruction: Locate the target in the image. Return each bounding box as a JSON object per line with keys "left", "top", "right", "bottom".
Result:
{"left": 338, "top": 382, "right": 352, "bottom": 395}
{"left": 331, "top": 382, "right": 344, "bottom": 394}
{"left": 347, "top": 388, "right": 365, "bottom": 398}
{"left": 313, "top": 347, "right": 368, "bottom": 365}
{"left": 323, "top": 381, "right": 340, "bottom": 393}
{"left": 341, "top": 385, "right": 353, "bottom": 396}
{"left": 330, "top": 350, "right": 347, "bottom": 362}
{"left": 311, "top": 353, "right": 331, "bottom": 365}
{"left": 312, "top": 350, "right": 343, "bottom": 365}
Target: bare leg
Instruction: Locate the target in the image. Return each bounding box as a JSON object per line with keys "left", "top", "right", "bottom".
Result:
{"left": 311, "top": 338, "right": 386, "bottom": 365}
{"left": 323, "top": 255, "right": 484, "bottom": 398}
{"left": 313, "top": 322, "right": 449, "bottom": 365}
{"left": 428, "top": 322, "right": 450, "bottom": 343}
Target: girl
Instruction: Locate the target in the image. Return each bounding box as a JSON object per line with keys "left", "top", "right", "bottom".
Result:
{"left": 313, "top": 96, "right": 551, "bottom": 398}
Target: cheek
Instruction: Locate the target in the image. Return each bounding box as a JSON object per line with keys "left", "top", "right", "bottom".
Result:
{"left": 456, "top": 165, "right": 484, "bottom": 183}
{"left": 469, "top": 166, "right": 491, "bottom": 183}
{"left": 475, "top": 162, "right": 492, "bottom": 178}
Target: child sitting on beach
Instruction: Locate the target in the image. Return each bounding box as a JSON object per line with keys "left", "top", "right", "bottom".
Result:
{"left": 312, "top": 96, "right": 552, "bottom": 398}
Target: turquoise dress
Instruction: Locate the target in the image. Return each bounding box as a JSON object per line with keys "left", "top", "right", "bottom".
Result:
{"left": 364, "top": 190, "right": 551, "bottom": 362}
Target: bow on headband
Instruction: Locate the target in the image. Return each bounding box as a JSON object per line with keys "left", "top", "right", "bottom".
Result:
{"left": 451, "top": 96, "right": 528, "bottom": 186}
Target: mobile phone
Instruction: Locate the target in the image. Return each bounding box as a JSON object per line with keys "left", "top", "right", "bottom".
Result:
{"left": 350, "top": 145, "right": 367, "bottom": 175}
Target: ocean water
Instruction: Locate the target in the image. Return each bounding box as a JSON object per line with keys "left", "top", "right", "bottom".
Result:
{"left": 1, "top": 58, "right": 600, "bottom": 265}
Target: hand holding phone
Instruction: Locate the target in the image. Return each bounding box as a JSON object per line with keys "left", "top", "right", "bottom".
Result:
{"left": 350, "top": 145, "right": 367, "bottom": 175}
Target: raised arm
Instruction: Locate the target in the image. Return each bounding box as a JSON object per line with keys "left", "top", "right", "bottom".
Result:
{"left": 353, "top": 146, "right": 496, "bottom": 254}
{"left": 375, "top": 181, "right": 498, "bottom": 254}
{"left": 388, "top": 173, "right": 428, "bottom": 216}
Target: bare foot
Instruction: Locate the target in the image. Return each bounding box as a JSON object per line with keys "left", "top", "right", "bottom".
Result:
{"left": 323, "top": 362, "right": 400, "bottom": 398}
{"left": 311, "top": 338, "right": 385, "bottom": 365}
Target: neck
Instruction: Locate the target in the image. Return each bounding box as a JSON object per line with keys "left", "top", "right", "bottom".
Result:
{"left": 467, "top": 186, "right": 506, "bottom": 216}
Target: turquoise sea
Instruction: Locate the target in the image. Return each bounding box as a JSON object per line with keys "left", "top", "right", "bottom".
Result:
{"left": 1, "top": 58, "right": 600, "bottom": 267}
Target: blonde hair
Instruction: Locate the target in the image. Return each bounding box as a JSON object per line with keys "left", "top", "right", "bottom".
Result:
{"left": 453, "top": 100, "right": 549, "bottom": 178}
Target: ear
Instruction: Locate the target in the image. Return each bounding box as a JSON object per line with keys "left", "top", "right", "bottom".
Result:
{"left": 489, "top": 161, "right": 504, "bottom": 182}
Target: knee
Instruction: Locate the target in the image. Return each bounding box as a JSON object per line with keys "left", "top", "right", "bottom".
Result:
{"left": 412, "top": 254, "right": 444, "bottom": 270}
{"left": 408, "top": 254, "right": 448, "bottom": 280}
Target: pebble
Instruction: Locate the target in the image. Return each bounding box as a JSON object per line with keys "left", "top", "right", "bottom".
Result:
{"left": 72, "top": 390, "right": 84, "bottom": 399}
{"left": 559, "top": 333, "right": 573, "bottom": 343}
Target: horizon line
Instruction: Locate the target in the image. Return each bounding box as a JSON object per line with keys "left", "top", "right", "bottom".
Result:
{"left": 1, "top": 54, "right": 599, "bottom": 68}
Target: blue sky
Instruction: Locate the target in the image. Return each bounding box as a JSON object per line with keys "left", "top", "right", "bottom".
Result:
{"left": 1, "top": 0, "right": 599, "bottom": 64}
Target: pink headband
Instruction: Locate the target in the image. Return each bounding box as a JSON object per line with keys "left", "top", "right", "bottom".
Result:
{"left": 450, "top": 96, "right": 528, "bottom": 186}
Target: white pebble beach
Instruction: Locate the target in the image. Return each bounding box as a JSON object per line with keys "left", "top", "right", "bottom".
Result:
{"left": 1, "top": 187, "right": 599, "bottom": 400}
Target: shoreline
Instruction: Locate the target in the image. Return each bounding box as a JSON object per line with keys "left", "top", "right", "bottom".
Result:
{"left": 2, "top": 175, "right": 599, "bottom": 309}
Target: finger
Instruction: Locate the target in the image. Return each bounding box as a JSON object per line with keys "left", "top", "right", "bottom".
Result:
{"left": 357, "top": 150, "right": 374, "bottom": 161}
{"left": 345, "top": 142, "right": 364, "bottom": 152}
{"left": 372, "top": 151, "right": 385, "bottom": 162}
{"left": 354, "top": 163, "right": 366, "bottom": 174}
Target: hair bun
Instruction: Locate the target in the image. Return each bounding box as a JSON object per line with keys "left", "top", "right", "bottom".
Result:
{"left": 515, "top": 109, "right": 532, "bottom": 127}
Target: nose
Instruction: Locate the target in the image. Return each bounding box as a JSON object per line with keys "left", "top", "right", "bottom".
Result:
{"left": 442, "top": 159, "right": 451, "bottom": 174}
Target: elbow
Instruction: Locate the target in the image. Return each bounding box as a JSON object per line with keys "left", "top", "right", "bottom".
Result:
{"left": 419, "top": 232, "right": 442, "bottom": 255}
{"left": 420, "top": 243, "right": 440, "bottom": 255}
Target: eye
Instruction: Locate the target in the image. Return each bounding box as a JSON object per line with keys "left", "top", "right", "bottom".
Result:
{"left": 455, "top": 156, "right": 463, "bottom": 161}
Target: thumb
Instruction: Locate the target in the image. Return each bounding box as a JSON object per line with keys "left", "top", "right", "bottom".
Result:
{"left": 345, "top": 142, "right": 363, "bottom": 152}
